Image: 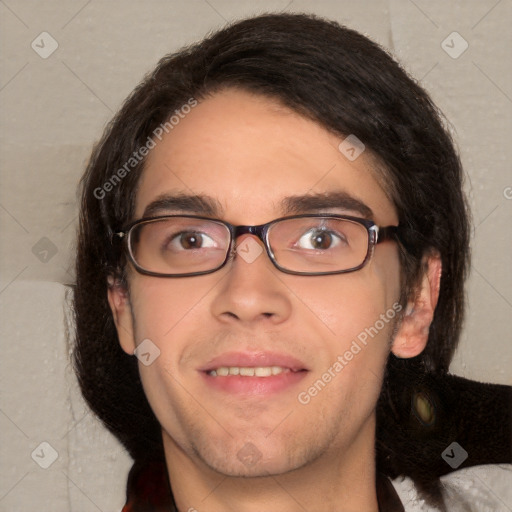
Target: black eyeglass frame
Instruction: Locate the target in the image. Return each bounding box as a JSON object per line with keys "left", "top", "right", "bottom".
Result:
{"left": 113, "top": 213, "right": 400, "bottom": 277}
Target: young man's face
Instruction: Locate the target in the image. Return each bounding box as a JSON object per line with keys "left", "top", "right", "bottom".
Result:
{"left": 109, "top": 88, "right": 432, "bottom": 479}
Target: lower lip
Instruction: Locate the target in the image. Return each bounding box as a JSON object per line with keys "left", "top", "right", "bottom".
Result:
{"left": 200, "top": 370, "right": 308, "bottom": 395}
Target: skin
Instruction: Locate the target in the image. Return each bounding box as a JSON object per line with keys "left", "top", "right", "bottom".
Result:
{"left": 108, "top": 88, "right": 441, "bottom": 512}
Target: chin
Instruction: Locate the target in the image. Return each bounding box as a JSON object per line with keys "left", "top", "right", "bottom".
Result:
{"left": 196, "top": 438, "right": 311, "bottom": 478}
{"left": 205, "top": 456, "right": 300, "bottom": 478}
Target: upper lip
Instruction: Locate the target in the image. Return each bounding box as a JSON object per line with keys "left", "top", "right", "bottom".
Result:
{"left": 199, "top": 351, "right": 309, "bottom": 372}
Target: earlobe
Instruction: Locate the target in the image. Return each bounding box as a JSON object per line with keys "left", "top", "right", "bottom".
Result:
{"left": 391, "top": 253, "right": 442, "bottom": 358}
{"left": 107, "top": 275, "right": 136, "bottom": 355}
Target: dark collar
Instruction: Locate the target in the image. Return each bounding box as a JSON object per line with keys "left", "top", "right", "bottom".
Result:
{"left": 122, "top": 460, "right": 404, "bottom": 512}
{"left": 377, "top": 471, "right": 405, "bottom": 512}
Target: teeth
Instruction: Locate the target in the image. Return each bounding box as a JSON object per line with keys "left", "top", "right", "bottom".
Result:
{"left": 208, "top": 366, "right": 289, "bottom": 377}
{"left": 255, "top": 367, "right": 271, "bottom": 377}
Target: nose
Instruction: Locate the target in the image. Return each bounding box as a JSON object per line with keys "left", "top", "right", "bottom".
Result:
{"left": 209, "top": 234, "right": 292, "bottom": 325}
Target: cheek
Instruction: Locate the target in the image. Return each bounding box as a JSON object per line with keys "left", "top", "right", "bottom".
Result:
{"left": 128, "top": 275, "right": 219, "bottom": 342}
{"left": 291, "top": 263, "right": 401, "bottom": 400}
{"left": 372, "top": 243, "right": 402, "bottom": 306}
{"left": 288, "top": 266, "right": 398, "bottom": 346}
{"left": 127, "top": 279, "right": 205, "bottom": 442}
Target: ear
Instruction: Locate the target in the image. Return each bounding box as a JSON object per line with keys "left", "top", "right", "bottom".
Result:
{"left": 107, "top": 275, "right": 136, "bottom": 355}
{"left": 391, "top": 252, "right": 442, "bottom": 358}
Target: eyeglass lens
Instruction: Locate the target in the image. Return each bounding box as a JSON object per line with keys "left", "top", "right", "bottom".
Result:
{"left": 129, "top": 216, "right": 370, "bottom": 275}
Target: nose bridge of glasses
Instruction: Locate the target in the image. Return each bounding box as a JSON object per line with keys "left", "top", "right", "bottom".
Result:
{"left": 233, "top": 224, "right": 266, "bottom": 244}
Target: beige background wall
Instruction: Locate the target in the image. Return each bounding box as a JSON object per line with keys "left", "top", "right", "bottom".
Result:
{"left": 1, "top": 1, "right": 511, "bottom": 510}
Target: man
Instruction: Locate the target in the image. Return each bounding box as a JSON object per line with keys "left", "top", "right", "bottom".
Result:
{"left": 73, "top": 13, "right": 511, "bottom": 512}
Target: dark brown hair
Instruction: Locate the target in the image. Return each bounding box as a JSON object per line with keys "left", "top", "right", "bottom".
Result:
{"left": 73, "top": 12, "right": 470, "bottom": 507}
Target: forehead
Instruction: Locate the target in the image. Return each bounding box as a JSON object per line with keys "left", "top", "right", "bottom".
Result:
{"left": 135, "top": 88, "right": 397, "bottom": 225}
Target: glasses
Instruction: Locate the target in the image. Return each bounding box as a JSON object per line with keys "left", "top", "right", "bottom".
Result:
{"left": 113, "top": 214, "right": 400, "bottom": 277}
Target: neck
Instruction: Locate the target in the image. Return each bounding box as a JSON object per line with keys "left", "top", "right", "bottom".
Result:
{"left": 163, "top": 415, "right": 379, "bottom": 512}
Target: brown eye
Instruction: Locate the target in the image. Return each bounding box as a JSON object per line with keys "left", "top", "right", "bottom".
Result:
{"left": 168, "top": 230, "right": 217, "bottom": 251}
{"left": 180, "top": 232, "right": 202, "bottom": 249}
{"left": 297, "top": 228, "right": 344, "bottom": 250}
{"left": 310, "top": 232, "right": 333, "bottom": 249}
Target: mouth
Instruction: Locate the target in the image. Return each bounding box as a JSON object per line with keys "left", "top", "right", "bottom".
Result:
{"left": 199, "top": 352, "right": 309, "bottom": 395}
{"left": 207, "top": 366, "right": 303, "bottom": 377}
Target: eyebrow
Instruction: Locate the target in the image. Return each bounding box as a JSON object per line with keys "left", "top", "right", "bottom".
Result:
{"left": 281, "top": 192, "right": 374, "bottom": 218}
{"left": 142, "top": 193, "right": 223, "bottom": 218}
{"left": 141, "top": 191, "right": 373, "bottom": 219}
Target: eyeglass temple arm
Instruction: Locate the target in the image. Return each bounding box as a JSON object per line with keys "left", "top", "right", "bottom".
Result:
{"left": 376, "top": 225, "right": 401, "bottom": 244}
